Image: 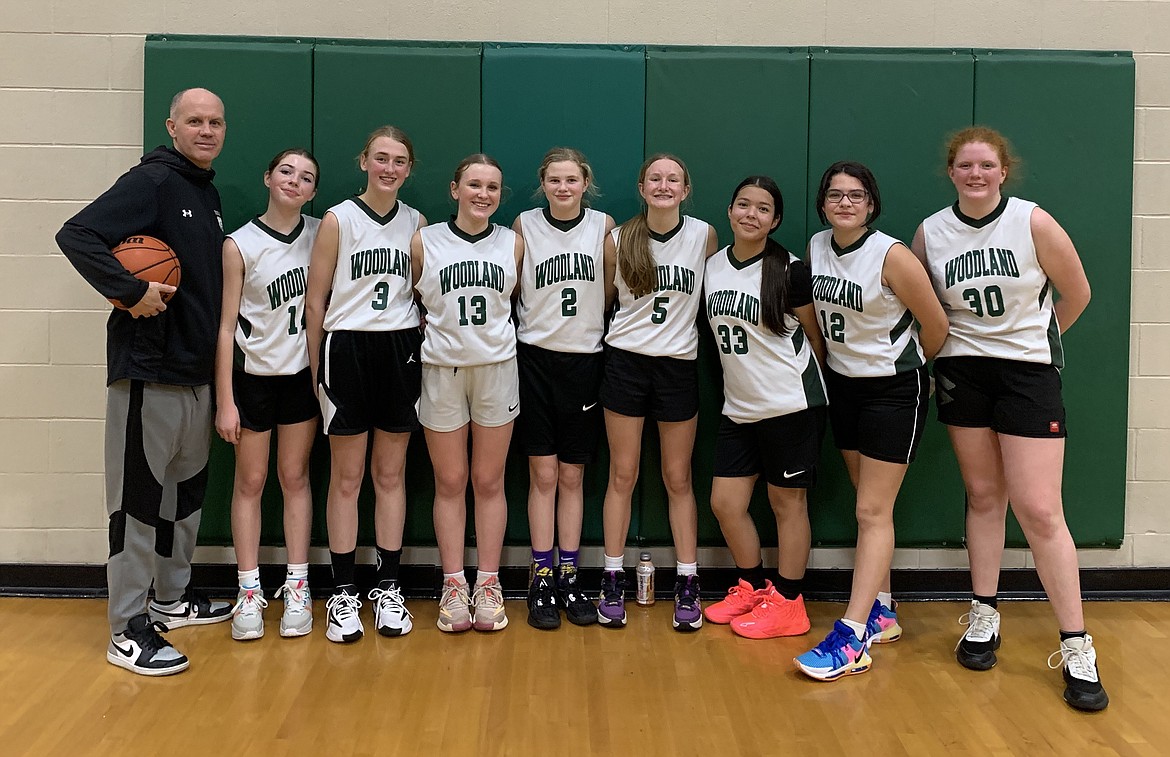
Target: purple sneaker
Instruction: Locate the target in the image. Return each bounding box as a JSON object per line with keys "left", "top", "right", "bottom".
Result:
{"left": 673, "top": 574, "right": 703, "bottom": 632}
{"left": 597, "top": 570, "right": 627, "bottom": 628}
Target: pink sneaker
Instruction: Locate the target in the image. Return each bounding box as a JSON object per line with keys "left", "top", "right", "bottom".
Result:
{"left": 704, "top": 579, "right": 770, "bottom": 624}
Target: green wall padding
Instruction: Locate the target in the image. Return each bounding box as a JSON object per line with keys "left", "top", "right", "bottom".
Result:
{"left": 141, "top": 37, "right": 1132, "bottom": 551}
{"left": 973, "top": 50, "right": 1134, "bottom": 546}
{"left": 643, "top": 46, "right": 811, "bottom": 546}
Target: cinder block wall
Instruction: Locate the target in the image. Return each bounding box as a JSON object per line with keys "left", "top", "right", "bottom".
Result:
{"left": 2, "top": 0, "right": 1167, "bottom": 567}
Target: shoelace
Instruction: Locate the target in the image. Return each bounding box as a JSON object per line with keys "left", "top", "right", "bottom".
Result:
{"left": 278, "top": 581, "right": 310, "bottom": 613}
{"left": 472, "top": 581, "right": 504, "bottom": 611}
{"left": 232, "top": 588, "right": 269, "bottom": 616}
{"left": 813, "top": 627, "right": 859, "bottom": 666}
{"left": 601, "top": 574, "right": 624, "bottom": 605}
{"left": 676, "top": 578, "right": 699, "bottom": 609}
{"left": 956, "top": 607, "right": 997, "bottom": 648}
{"left": 369, "top": 586, "right": 413, "bottom": 619}
{"left": 1047, "top": 638, "right": 1097, "bottom": 680}
{"left": 441, "top": 582, "right": 470, "bottom": 611}
{"left": 326, "top": 592, "right": 362, "bottom": 621}
{"left": 127, "top": 620, "right": 173, "bottom": 654}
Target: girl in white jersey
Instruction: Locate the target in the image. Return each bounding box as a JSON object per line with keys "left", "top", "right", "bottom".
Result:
{"left": 514, "top": 148, "right": 616, "bottom": 630}
{"left": 597, "top": 154, "right": 719, "bottom": 633}
{"left": 215, "top": 148, "right": 320, "bottom": 641}
{"left": 702, "top": 176, "right": 827, "bottom": 640}
{"left": 304, "top": 126, "right": 426, "bottom": 644}
{"left": 795, "top": 161, "right": 948, "bottom": 682}
{"left": 912, "top": 127, "right": 1104, "bottom": 711}
{"left": 412, "top": 154, "right": 524, "bottom": 634}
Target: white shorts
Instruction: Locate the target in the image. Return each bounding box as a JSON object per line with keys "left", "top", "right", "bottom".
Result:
{"left": 420, "top": 358, "right": 520, "bottom": 432}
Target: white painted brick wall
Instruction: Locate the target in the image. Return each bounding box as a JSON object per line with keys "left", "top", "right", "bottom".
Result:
{"left": 1, "top": 1, "right": 1167, "bottom": 569}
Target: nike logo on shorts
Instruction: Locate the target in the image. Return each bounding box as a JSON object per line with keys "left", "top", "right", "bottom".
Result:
{"left": 508, "top": 403, "right": 519, "bottom": 413}
{"left": 782, "top": 470, "right": 805, "bottom": 479}
{"left": 582, "top": 402, "right": 597, "bottom": 412}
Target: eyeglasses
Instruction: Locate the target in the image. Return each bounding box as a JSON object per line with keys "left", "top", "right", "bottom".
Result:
{"left": 825, "top": 189, "right": 868, "bottom": 204}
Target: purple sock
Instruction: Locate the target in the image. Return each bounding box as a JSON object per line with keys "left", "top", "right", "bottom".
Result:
{"left": 558, "top": 548, "right": 579, "bottom": 570}
{"left": 532, "top": 549, "right": 555, "bottom": 572}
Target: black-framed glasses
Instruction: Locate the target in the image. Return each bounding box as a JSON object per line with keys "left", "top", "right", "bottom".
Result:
{"left": 825, "top": 189, "right": 868, "bottom": 204}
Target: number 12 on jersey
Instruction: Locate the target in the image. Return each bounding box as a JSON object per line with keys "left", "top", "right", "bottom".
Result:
{"left": 819, "top": 309, "right": 845, "bottom": 343}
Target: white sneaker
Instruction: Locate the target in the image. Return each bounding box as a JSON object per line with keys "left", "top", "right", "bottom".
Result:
{"left": 369, "top": 583, "right": 413, "bottom": 637}
{"left": 277, "top": 579, "right": 313, "bottom": 637}
{"left": 230, "top": 587, "right": 268, "bottom": 641}
{"left": 955, "top": 600, "right": 1001, "bottom": 670}
{"left": 325, "top": 590, "right": 364, "bottom": 643}
{"left": 107, "top": 614, "right": 189, "bottom": 676}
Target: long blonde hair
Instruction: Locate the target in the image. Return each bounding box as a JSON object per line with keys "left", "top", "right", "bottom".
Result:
{"left": 617, "top": 153, "right": 691, "bottom": 298}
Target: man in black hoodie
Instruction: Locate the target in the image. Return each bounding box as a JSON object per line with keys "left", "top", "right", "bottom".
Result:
{"left": 57, "top": 87, "right": 232, "bottom": 676}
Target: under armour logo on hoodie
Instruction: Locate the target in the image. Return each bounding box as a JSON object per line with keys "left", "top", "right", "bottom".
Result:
{"left": 181, "top": 209, "right": 193, "bottom": 217}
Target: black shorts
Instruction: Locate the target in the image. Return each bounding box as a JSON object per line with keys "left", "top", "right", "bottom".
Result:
{"left": 713, "top": 407, "right": 827, "bottom": 488}
{"left": 824, "top": 365, "right": 929, "bottom": 464}
{"left": 232, "top": 368, "right": 319, "bottom": 433}
{"left": 599, "top": 346, "right": 698, "bottom": 423}
{"left": 933, "top": 356, "right": 1066, "bottom": 438}
{"left": 517, "top": 342, "right": 603, "bottom": 463}
{"left": 318, "top": 328, "right": 422, "bottom": 435}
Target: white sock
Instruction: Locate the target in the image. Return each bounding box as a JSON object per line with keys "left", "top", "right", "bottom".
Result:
{"left": 238, "top": 567, "right": 260, "bottom": 591}
{"left": 842, "top": 617, "right": 867, "bottom": 641}
{"left": 604, "top": 554, "right": 624, "bottom": 572}
{"left": 877, "top": 591, "right": 893, "bottom": 610}
{"left": 676, "top": 561, "right": 698, "bottom": 577}
{"left": 475, "top": 570, "right": 498, "bottom": 586}
{"left": 443, "top": 572, "right": 468, "bottom": 585}
{"left": 286, "top": 563, "right": 308, "bottom": 584}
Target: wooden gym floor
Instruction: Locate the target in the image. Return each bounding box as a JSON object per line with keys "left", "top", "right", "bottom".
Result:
{"left": 0, "top": 597, "right": 1166, "bottom": 756}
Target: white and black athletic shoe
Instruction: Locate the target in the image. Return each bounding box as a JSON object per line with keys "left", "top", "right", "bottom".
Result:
{"left": 325, "top": 589, "right": 364, "bottom": 643}
{"left": 369, "top": 583, "right": 412, "bottom": 637}
{"left": 107, "top": 613, "right": 189, "bottom": 676}
{"left": 149, "top": 588, "right": 232, "bottom": 629}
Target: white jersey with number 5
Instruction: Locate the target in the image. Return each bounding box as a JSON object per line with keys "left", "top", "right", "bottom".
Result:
{"left": 809, "top": 228, "right": 924, "bottom": 378}
{"left": 921, "top": 197, "right": 1062, "bottom": 367}
{"left": 516, "top": 207, "right": 607, "bottom": 353}
{"left": 322, "top": 197, "right": 420, "bottom": 333}
{"left": 417, "top": 221, "right": 518, "bottom": 367}
{"left": 228, "top": 215, "right": 319, "bottom": 376}
{"left": 606, "top": 216, "right": 709, "bottom": 360}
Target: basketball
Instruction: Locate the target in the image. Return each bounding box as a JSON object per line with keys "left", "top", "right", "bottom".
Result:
{"left": 109, "top": 235, "right": 181, "bottom": 309}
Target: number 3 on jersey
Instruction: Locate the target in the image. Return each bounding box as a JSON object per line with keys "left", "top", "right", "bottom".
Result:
{"left": 819, "top": 309, "right": 845, "bottom": 343}
{"left": 716, "top": 324, "right": 748, "bottom": 354}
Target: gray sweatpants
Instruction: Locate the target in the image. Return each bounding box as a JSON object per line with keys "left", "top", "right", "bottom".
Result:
{"left": 105, "top": 380, "right": 212, "bottom": 633}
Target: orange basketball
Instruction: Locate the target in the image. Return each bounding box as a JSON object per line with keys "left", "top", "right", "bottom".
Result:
{"left": 109, "top": 235, "right": 181, "bottom": 309}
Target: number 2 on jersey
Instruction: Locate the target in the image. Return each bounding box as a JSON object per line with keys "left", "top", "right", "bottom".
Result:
{"left": 819, "top": 309, "right": 845, "bottom": 343}
{"left": 458, "top": 294, "right": 487, "bottom": 326}
{"left": 561, "top": 287, "right": 577, "bottom": 317}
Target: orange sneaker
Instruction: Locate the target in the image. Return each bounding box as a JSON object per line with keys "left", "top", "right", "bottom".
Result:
{"left": 731, "top": 591, "right": 811, "bottom": 639}
{"left": 704, "top": 579, "right": 770, "bottom": 624}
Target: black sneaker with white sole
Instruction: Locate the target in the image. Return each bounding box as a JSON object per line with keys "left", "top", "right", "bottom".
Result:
{"left": 556, "top": 566, "right": 597, "bottom": 626}
{"left": 149, "top": 588, "right": 232, "bottom": 629}
{"left": 527, "top": 567, "right": 561, "bottom": 630}
{"left": 107, "top": 613, "right": 189, "bottom": 676}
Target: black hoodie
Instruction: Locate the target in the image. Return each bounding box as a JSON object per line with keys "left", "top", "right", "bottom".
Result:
{"left": 56, "top": 146, "right": 224, "bottom": 386}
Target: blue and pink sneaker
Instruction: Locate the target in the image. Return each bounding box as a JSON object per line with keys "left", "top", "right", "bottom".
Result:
{"left": 794, "top": 621, "right": 872, "bottom": 681}
{"left": 866, "top": 599, "right": 902, "bottom": 644}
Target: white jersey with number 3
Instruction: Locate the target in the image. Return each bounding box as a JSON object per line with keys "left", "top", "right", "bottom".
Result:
{"left": 921, "top": 197, "right": 1062, "bottom": 367}
{"left": 227, "top": 215, "right": 319, "bottom": 376}
{"left": 606, "top": 216, "right": 709, "bottom": 360}
{"left": 809, "top": 228, "right": 924, "bottom": 378}
{"left": 322, "top": 197, "right": 420, "bottom": 333}
{"left": 516, "top": 207, "right": 607, "bottom": 353}
{"left": 417, "top": 222, "right": 518, "bottom": 367}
